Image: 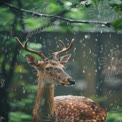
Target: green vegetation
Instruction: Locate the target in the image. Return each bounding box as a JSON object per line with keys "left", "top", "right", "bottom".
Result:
{"left": 107, "top": 112, "right": 122, "bottom": 122}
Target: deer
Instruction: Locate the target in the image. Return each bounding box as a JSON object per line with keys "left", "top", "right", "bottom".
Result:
{"left": 15, "top": 37, "right": 106, "bottom": 122}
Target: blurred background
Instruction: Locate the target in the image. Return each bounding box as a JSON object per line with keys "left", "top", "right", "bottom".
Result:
{"left": 0, "top": 0, "right": 122, "bottom": 122}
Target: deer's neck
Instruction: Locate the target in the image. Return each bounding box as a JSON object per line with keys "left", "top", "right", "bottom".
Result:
{"left": 33, "top": 72, "right": 55, "bottom": 122}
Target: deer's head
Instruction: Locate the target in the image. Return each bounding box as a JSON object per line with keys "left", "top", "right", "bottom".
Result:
{"left": 16, "top": 37, "right": 75, "bottom": 85}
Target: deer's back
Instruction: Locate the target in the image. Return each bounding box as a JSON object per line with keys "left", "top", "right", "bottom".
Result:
{"left": 54, "top": 95, "right": 106, "bottom": 122}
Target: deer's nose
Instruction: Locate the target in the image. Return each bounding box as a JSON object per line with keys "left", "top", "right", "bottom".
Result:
{"left": 68, "top": 78, "right": 75, "bottom": 85}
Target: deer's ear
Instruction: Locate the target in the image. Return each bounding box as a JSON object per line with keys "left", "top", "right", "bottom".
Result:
{"left": 60, "top": 54, "right": 71, "bottom": 65}
{"left": 26, "top": 55, "right": 38, "bottom": 67}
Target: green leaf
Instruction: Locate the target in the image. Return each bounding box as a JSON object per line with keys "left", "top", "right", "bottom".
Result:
{"left": 106, "top": 111, "right": 122, "bottom": 122}
{"left": 65, "top": 8, "right": 84, "bottom": 20}
{"left": 109, "top": 0, "right": 122, "bottom": 5}
{"left": 10, "top": 112, "right": 32, "bottom": 122}
{"left": 112, "top": 18, "right": 122, "bottom": 30}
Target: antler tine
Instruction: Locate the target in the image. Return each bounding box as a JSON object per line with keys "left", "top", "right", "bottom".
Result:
{"left": 59, "top": 40, "right": 66, "bottom": 48}
{"left": 15, "top": 37, "right": 47, "bottom": 59}
{"left": 53, "top": 39, "right": 74, "bottom": 60}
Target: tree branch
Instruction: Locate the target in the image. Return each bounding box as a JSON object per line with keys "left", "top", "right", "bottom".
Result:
{"left": 17, "top": 0, "right": 25, "bottom": 30}
{"left": 26, "top": 9, "right": 68, "bottom": 38}
{"left": 3, "top": 2, "right": 111, "bottom": 27}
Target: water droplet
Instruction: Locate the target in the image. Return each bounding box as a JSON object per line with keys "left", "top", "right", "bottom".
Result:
{"left": 83, "top": 70, "right": 85, "bottom": 73}
{"left": 95, "top": 39, "right": 98, "bottom": 41}
{"left": 23, "top": 87, "right": 26, "bottom": 94}
{"left": 84, "top": 34, "right": 90, "bottom": 39}
{"left": 23, "top": 90, "right": 26, "bottom": 94}
{"left": 95, "top": 69, "right": 97, "bottom": 73}
{"left": 73, "top": 47, "right": 76, "bottom": 53}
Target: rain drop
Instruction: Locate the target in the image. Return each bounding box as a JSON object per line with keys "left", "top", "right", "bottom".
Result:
{"left": 23, "top": 90, "right": 26, "bottom": 94}
{"left": 84, "top": 34, "right": 90, "bottom": 39}
{"left": 73, "top": 47, "right": 76, "bottom": 53}
{"left": 23, "top": 87, "right": 26, "bottom": 94}
{"left": 83, "top": 70, "right": 85, "bottom": 73}
{"left": 95, "top": 69, "right": 97, "bottom": 73}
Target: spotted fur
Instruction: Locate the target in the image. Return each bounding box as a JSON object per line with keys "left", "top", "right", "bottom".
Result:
{"left": 55, "top": 95, "right": 106, "bottom": 122}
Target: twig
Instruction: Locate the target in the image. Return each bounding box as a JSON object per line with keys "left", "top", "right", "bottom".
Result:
{"left": 3, "top": 2, "right": 111, "bottom": 27}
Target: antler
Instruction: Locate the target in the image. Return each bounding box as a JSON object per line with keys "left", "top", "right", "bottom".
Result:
{"left": 15, "top": 37, "right": 47, "bottom": 59}
{"left": 53, "top": 39, "right": 74, "bottom": 60}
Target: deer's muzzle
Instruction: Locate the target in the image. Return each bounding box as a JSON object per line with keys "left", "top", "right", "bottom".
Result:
{"left": 67, "top": 78, "right": 75, "bottom": 85}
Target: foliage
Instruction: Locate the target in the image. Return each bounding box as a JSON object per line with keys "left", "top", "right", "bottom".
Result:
{"left": 10, "top": 112, "right": 32, "bottom": 122}
{"left": 112, "top": 18, "right": 122, "bottom": 30}
{"left": 106, "top": 112, "right": 122, "bottom": 122}
{"left": 109, "top": 0, "right": 122, "bottom": 11}
{"left": 0, "top": 0, "right": 122, "bottom": 32}
{"left": 9, "top": 74, "right": 37, "bottom": 122}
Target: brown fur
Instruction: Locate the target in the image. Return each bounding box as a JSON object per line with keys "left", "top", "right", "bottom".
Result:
{"left": 33, "top": 71, "right": 55, "bottom": 122}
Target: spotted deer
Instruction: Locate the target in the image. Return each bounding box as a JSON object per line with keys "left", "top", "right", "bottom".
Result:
{"left": 16, "top": 37, "right": 106, "bottom": 122}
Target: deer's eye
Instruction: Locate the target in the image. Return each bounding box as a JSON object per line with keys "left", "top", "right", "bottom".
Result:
{"left": 45, "top": 67, "right": 53, "bottom": 71}
{"left": 54, "top": 68, "right": 62, "bottom": 72}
